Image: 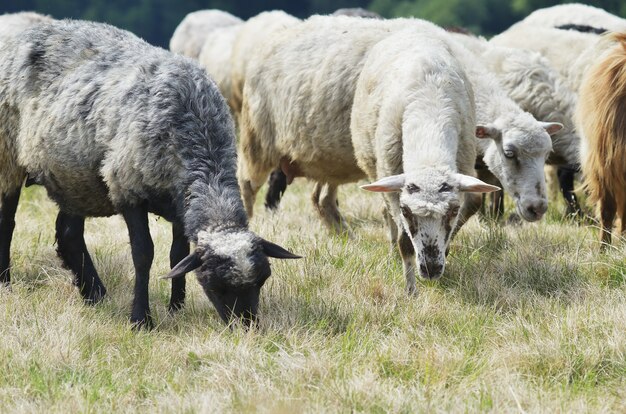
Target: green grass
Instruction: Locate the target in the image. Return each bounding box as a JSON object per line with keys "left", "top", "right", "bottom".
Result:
{"left": 1, "top": 182, "right": 625, "bottom": 413}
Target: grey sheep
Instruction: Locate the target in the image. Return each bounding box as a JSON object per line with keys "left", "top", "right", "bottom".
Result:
{"left": 0, "top": 20, "right": 299, "bottom": 329}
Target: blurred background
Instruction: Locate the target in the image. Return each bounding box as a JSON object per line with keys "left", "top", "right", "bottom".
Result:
{"left": 3, "top": 1, "right": 625, "bottom": 48}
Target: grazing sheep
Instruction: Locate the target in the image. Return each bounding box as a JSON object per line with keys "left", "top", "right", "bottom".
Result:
{"left": 198, "top": 24, "right": 243, "bottom": 109}
{"left": 352, "top": 29, "right": 499, "bottom": 292}
{"left": 170, "top": 10, "right": 242, "bottom": 59}
{"left": 230, "top": 11, "right": 300, "bottom": 116}
{"left": 452, "top": 33, "right": 581, "bottom": 215}
{"left": 513, "top": 3, "right": 626, "bottom": 33}
{"left": 577, "top": 33, "right": 626, "bottom": 247}
{"left": 332, "top": 8, "right": 382, "bottom": 19}
{"left": 0, "top": 20, "right": 299, "bottom": 329}
{"left": 239, "top": 16, "right": 559, "bottom": 235}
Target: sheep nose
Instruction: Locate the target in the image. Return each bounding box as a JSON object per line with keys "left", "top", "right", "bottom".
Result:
{"left": 419, "top": 262, "right": 443, "bottom": 280}
{"left": 526, "top": 201, "right": 547, "bottom": 221}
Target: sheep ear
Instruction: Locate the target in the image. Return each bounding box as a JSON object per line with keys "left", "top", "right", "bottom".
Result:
{"left": 456, "top": 174, "right": 501, "bottom": 193}
{"left": 162, "top": 251, "right": 202, "bottom": 279}
{"left": 261, "top": 239, "right": 302, "bottom": 259}
{"left": 360, "top": 174, "right": 405, "bottom": 192}
{"left": 475, "top": 125, "right": 500, "bottom": 139}
{"left": 540, "top": 122, "right": 563, "bottom": 136}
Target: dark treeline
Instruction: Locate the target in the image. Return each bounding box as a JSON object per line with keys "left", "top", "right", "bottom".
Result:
{"left": 3, "top": 1, "right": 626, "bottom": 48}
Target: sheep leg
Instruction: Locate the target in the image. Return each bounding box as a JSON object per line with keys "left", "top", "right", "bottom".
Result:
{"left": 316, "top": 184, "right": 350, "bottom": 235}
{"left": 557, "top": 165, "right": 582, "bottom": 217}
{"left": 55, "top": 212, "right": 107, "bottom": 304}
{"left": 477, "top": 169, "right": 503, "bottom": 219}
{"left": 599, "top": 192, "right": 616, "bottom": 250}
{"left": 398, "top": 229, "right": 417, "bottom": 296}
{"left": 0, "top": 188, "right": 21, "bottom": 286}
{"left": 310, "top": 182, "right": 322, "bottom": 209}
{"left": 383, "top": 205, "right": 398, "bottom": 244}
{"left": 122, "top": 204, "right": 154, "bottom": 329}
{"left": 240, "top": 170, "right": 271, "bottom": 218}
{"left": 264, "top": 169, "right": 288, "bottom": 210}
{"left": 168, "top": 221, "right": 189, "bottom": 313}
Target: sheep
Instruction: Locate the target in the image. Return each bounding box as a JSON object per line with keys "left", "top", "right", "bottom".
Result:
{"left": 198, "top": 24, "right": 243, "bottom": 109}
{"left": 238, "top": 16, "right": 560, "bottom": 236}
{"left": 351, "top": 29, "right": 499, "bottom": 292}
{"left": 576, "top": 32, "right": 626, "bottom": 248}
{"left": 451, "top": 33, "right": 582, "bottom": 216}
{"left": 332, "top": 8, "right": 382, "bottom": 19}
{"left": 170, "top": 10, "right": 242, "bottom": 59}
{"left": 0, "top": 20, "right": 299, "bottom": 329}
{"left": 511, "top": 3, "right": 626, "bottom": 33}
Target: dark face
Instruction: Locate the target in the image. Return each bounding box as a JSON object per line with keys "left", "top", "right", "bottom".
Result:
{"left": 196, "top": 246, "right": 271, "bottom": 326}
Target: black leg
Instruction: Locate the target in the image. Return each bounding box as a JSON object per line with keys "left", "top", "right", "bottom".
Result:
{"left": 557, "top": 165, "right": 582, "bottom": 216}
{"left": 122, "top": 204, "right": 154, "bottom": 329}
{"left": 0, "top": 188, "right": 21, "bottom": 285}
{"left": 55, "top": 212, "right": 107, "bottom": 303}
{"left": 264, "top": 169, "right": 287, "bottom": 210}
{"left": 168, "top": 221, "right": 189, "bottom": 312}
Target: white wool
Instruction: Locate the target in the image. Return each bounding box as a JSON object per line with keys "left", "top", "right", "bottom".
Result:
{"left": 197, "top": 230, "right": 255, "bottom": 278}
{"left": 169, "top": 10, "right": 242, "bottom": 59}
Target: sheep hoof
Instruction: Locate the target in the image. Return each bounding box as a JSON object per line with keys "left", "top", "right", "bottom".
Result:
{"left": 130, "top": 313, "right": 154, "bottom": 331}
{"left": 81, "top": 285, "right": 107, "bottom": 305}
{"left": 167, "top": 301, "right": 185, "bottom": 314}
{"left": 406, "top": 284, "right": 418, "bottom": 297}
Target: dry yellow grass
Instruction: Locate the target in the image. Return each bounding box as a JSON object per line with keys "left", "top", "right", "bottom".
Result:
{"left": 0, "top": 182, "right": 625, "bottom": 413}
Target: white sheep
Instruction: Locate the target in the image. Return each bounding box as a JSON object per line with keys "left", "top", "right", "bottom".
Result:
{"left": 352, "top": 29, "right": 498, "bottom": 292}
{"left": 169, "top": 9, "right": 242, "bottom": 59}
{"left": 450, "top": 33, "right": 582, "bottom": 214}
{"left": 239, "top": 16, "right": 560, "bottom": 235}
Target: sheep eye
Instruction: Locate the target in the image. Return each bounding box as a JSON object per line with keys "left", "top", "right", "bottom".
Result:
{"left": 503, "top": 149, "right": 515, "bottom": 159}
{"left": 406, "top": 184, "right": 420, "bottom": 194}
{"left": 439, "top": 183, "right": 453, "bottom": 192}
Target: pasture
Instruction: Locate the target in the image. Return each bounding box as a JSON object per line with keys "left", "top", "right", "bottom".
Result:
{"left": 1, "top": 181, "right": 625, "bottom": 412}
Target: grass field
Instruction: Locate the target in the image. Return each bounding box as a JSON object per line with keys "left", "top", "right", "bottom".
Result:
{"left": 1, "top": 181, "right": 625, "bottom": 413}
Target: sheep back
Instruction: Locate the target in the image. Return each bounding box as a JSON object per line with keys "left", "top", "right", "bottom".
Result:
{"left": 170, "top": 10, "right": 243, "bottom": 59}
{"left": 240, "top": 16, "right": 401, "bottom": 185}
{"left": 229, "top": 11, "right": 300, "bottom": 115}
{"left": 0, "top": 20, "right": 236, "bottom": 219}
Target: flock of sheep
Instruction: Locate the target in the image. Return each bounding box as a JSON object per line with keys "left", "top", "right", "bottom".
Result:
{"left": 0, "top": 4, "right": 624, "bottom": 328}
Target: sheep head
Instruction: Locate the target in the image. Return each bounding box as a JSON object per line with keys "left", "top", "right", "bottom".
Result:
{"left": 362, "top": 169, "right": 499, "bottom": 279}
{"left": 476, "top": 115, "right": 562, "bottom": 222}
{"left": 164, "top": 229, "right": 300, "bottom": 326}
